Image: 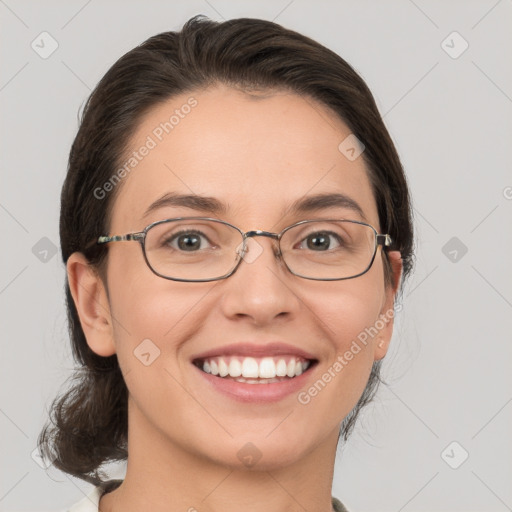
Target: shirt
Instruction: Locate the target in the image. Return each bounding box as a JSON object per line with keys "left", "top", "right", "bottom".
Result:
{"left": 67, "top": 479, "right": 349, "bottom": 511}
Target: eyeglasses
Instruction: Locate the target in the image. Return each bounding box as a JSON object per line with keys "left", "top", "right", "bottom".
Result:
{"left": 96, "top": 217, "right": 393, "bottom": 282}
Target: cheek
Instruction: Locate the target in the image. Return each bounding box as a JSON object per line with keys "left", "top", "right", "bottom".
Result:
{"left": 318, "top": 293, "right": 379, "bottom": 388}
{"left": 106, "top": 254, "right": 212, "bottom": 370}
{"left": 314, "top": 278, "right": 384, "bottom": 353}
{"left": 298, "top": 279, "right": 384, "bottom": 417}
{"left": 106, "top": 272, "right": 219, "bottom": 430}
{"left": 111, "top": 284, "right": 209, "bottom": 353}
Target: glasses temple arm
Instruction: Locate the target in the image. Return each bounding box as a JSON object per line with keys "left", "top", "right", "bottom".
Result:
{"left": 97, "top": 233, "right": 145, "bottom": 244}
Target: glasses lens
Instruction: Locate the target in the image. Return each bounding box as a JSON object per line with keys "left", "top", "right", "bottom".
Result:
{"left": 144, "top": 219, "right": 243, "bottom": 281}
{"left": 280, "top": 220, "right": 377, "bottom": 280}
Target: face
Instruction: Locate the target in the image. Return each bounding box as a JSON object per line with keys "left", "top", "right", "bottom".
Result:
{"left": 70, "top": 84, "right": 402, "bottom": 471}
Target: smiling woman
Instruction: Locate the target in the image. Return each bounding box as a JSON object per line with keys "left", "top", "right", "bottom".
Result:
{"left": 38, "top": 14, "right": 414, "bottom": 512}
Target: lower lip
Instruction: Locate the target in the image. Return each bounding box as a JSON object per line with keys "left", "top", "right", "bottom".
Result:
{"left": 193, "top": 363, "right": 316, "bottom": 403}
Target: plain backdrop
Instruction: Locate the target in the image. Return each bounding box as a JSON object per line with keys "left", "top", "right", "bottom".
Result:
{"left": 1, "top": 1, "right": 511, "bottom": 511}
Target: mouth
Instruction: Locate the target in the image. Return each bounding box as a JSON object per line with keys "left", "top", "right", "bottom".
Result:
{"left": 193, "top": 355, "right": 317, "bottom": 384}
{"left": 190, "top": 342, "right": 319, "bottom": 403}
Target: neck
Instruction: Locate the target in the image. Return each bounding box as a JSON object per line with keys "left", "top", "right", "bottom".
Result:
{"left": 100, "top": 397, "right": 339, "bottom": 512}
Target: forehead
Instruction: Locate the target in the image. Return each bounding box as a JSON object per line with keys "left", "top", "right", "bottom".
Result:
{"left": 109, "top": 84, "right": 379, "bottom": 231}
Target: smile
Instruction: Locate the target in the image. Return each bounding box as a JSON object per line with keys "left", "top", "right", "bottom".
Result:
{"left": 194, "top": 355, "right": 313, "bottom": 383}
{"left": 190, "top": 342, "right": 318, "bottom": 402}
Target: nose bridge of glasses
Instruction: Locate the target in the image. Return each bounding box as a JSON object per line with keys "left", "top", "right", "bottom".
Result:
{"left": 244, "top": 229, "right": 279, "bottom": 240}
{"left": 238, "top": 230, "right": 281, "bottom": 260}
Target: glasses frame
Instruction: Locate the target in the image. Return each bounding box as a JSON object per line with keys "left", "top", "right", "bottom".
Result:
{"left": 96, "top": 217, "right": 393, "bottom": 282}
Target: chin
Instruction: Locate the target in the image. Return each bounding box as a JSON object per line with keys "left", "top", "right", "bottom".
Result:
{"left": 199, "top": 431, "right": 318, "bottom": 472}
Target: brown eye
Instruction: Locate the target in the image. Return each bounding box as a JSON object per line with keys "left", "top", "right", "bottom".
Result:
{"left": 299, "top": 232, "right": 343, "bottom": 251}
{"left": 164, "top": 230, "right": 210, "bottom": 251}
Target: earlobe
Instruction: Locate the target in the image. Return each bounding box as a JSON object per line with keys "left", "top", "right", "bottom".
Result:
{"left": 374, "top": 250, "right": 403, "bottom": 361}
{"left": 66, "top": 252, "right": 116, "bottom": 357}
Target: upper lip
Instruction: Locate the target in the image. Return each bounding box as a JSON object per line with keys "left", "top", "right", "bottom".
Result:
{"left": 191, "top": 342, "right": 317, "bottom": 362}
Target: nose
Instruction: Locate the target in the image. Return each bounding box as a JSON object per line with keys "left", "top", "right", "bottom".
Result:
{"left": 219, "top": 236, "right": 301, "bottom": 326}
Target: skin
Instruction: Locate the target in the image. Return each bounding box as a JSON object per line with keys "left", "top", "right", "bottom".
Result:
{"left": 67, "top": 84, "right": 402, "bottom": 512}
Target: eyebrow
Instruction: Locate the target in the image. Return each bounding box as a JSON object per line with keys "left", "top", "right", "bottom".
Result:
{"left": 143, "top": 192, "right": 227, "bottom": 218}
{"left": 142, "top": 192, "right": 367, "bottom": 222}
{"left": 288, "top": 192, "right": 367, "bottom": 222}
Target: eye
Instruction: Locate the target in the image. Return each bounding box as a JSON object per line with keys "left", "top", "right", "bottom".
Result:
{"left": 298, "top": 231, "right": 344, "bottom": 251}
{"left": 164, "top": 230, "right": 212, "bottom": 251}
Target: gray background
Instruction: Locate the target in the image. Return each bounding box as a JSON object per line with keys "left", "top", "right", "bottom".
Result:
{"left": 1, "top": 1, "right": 511, "bottom": 511}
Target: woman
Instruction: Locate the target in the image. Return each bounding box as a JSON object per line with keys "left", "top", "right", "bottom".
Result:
{"left": 39, "top": 14, "right": 414, "bottom": 512}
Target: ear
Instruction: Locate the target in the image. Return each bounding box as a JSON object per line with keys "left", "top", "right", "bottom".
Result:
{"left": 374, "top": 250, "right": 403, "bottom": 361}
{"left": 66, "top": 252, "right": 116, "bottom": 357}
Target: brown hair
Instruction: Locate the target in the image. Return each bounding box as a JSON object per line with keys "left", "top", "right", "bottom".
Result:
{"left": 38, "top": 14, "right": 414, "bottom": 486}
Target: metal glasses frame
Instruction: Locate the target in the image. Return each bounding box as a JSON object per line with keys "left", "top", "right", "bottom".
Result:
{"left": 96, "top": 217, "right": 393, "bottom": 282}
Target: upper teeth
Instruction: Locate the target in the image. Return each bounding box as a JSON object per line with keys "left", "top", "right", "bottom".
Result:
{"left": 201, "top": 356, "right": 310, "bottom": 379}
